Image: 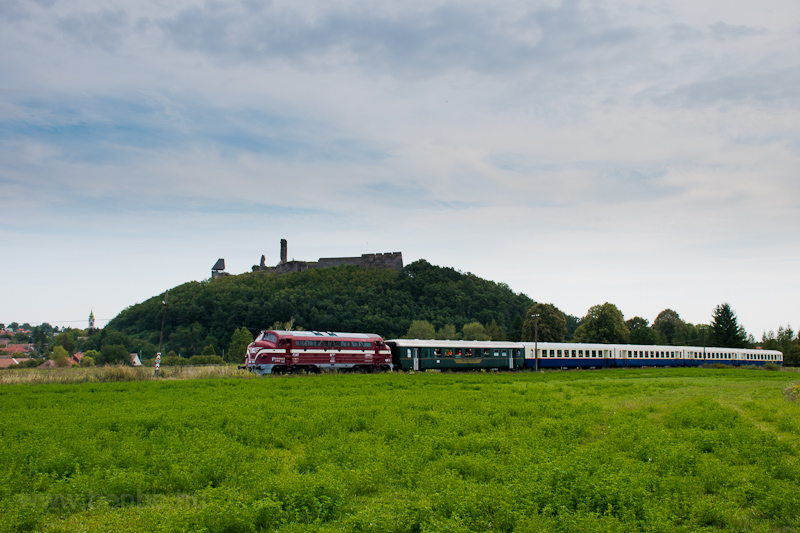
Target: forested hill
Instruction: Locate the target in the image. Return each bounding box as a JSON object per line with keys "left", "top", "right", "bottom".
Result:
{"left": 106, "top": 260, "right": 534, "bottom": 357}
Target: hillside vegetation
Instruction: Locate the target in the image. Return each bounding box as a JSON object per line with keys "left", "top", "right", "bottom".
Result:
{"left": 106, "top": 260, "right": 533, "bottom": 358}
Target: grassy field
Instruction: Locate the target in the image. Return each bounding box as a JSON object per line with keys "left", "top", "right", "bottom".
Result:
{"left": 1, "top": 368, "right": 799, "bottom": 532}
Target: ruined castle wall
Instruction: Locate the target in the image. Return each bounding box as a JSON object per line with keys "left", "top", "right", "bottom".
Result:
{"left": 271, "top": 261, "right": 312, "bottom": 275}
{"left": 316, "top": 257, "right": 363, "bottom": 269}
{"left": 359, "top": 252, "right": 403, "bottom": 272}
{"left": 250, "top": 244, "right": 403, "bottom": 275}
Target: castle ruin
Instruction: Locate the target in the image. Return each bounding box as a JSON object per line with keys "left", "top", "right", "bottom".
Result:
{"left": 252, "top": 239, "right": 403, "bottom": 274}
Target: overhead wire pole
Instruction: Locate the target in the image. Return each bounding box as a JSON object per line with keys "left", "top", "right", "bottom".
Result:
{"left": 156, "top": 290, "right": 169, "bottom": 378}
{"left": 532, "top": 314, "right": 540, "bottom": 372}
{"left": 702, "top": 325, "right": 707, "bottom": 362}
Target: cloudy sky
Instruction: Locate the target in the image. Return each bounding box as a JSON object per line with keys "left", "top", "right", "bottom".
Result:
{"left": 1, "top": 0, "right": 798, "bottom": 338}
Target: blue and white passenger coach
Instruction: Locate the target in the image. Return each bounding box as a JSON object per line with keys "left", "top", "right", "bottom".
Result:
{"left": 522, "top": 342, "right": 617, "bottom": 369}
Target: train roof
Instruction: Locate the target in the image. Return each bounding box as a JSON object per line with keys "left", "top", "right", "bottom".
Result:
{"left": 267, "top": 330, "right": 383, "bottom": 340}
{"left": 386, "top": 339, "right": 524, "bottom": 349}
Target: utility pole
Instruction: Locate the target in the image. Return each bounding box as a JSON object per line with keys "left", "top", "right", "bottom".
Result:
{"left": 702, "top": 325, "right": 707, "bottom": 361}
{"left": 532, "top": 314, "right": 540, "bottom": 372}
{"left": 156, "top": 290, "right": 168, "bottom": 378}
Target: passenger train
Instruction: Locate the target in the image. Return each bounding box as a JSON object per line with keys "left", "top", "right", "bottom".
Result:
{"left": 242, "top": 330, "right": 783, "bottom": 374}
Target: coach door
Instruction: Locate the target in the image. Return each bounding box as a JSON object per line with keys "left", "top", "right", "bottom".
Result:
{"left": 413, "top": 348, "right": 419, "bottom": 371}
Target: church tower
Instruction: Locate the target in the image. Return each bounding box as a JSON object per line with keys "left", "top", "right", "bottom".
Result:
{"left": 88, "top": 310, "right": 96, "bottom": 332}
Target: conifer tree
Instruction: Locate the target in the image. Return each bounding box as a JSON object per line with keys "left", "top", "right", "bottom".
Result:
{"left": 710, "top": 303, "right": 748, "bottom": 348}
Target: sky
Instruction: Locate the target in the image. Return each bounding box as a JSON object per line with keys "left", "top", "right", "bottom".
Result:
{"left": 1, "top": 0, "right": 798, "bottom": 339}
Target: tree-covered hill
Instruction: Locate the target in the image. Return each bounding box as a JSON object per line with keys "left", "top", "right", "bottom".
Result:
{"left": 106, "top": 260, "right": 534, "bottom": 358}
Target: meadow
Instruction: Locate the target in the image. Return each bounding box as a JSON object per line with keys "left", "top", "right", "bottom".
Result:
{"left": 1, "top": 368, "right": 799, "bottom": 532}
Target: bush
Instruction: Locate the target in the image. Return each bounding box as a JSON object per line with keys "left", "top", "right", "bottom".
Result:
{"left": 201, "top": 344, "right": 217, "bottom": 356}
{"left": 161, "top": 356, "right": 189, "bottom": 367}
{"left": 81, "top": 356, "right": 95, "bottom": 367}
{"left": 98, "top": 344, "right": 130, "bottom": 366}
{"left": 188, "top": 355, "right": 225, "bottom": 366}
{"left": 764, "top": 362, "right": 782, "bottom": 371}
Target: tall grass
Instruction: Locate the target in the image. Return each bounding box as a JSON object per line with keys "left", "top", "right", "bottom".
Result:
{"left": 0, "top": 364, "right": 255, "bottom": 385}
{"left": 1, "top": 369, "right": 798, "bottom": 532}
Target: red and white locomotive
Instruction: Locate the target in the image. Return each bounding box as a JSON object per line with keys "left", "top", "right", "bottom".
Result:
{"left": 242, "top": 330, "right": 393, "bottom": 374}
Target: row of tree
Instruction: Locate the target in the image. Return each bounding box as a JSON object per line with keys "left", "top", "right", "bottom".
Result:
{"left": 517, "top": 302, "right": 800, "bottom": 365}
{"left": 521, "top": 302, "right": 749, "bottom": 346}
{"left": 402, "top": 319, "right": 508, "bottom": 341}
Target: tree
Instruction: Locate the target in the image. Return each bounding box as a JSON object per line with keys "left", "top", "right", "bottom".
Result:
{"left": 521, "top": 303, "right": 567, "bottom": 342}
{"left": 168, "top": 322, "right": 206, "bottom": 356}
{"left": 626, "top": 317, "right": 659, "bottom": 345}
{"left": 270, "top": 318, "right": 304, "bottom": 331}
{"left": 97, "top": 344, "right": 130, "bottom": 366}
{"left": 436, "top": 324, "right": 458, "bottom": 340}
{"left": 709, "top": 303, "right": 748, "bottom": 348}
{"left": 574, "top": 303, "right": 630, "bottom": 344}
{"left": 509, "top": 314, "right": 524, "bottom": 342}
{"left": 485, "top": 319, "right": 505, "bottom": 341}
{"left": 461, "top": 322, "right": 488, "bottom": 341}
{"left": 564, "top": 315, "right": 581, "bottom": 341}
{"left": 51, "top": 345, "right": 70, "bottom": 364}
{"left": 54, "top": 331, "right": 75, "bottom": 354}
{"left": 228, "top": 327, "right": 254, "bottom": 364}
{"left": 653, "top": 309, "right": 686, "bottom": 345}
{"left": 201, "top": 344, "right": 217, "bottom": 356}
{"left": 403, "top": 320, "right": 436, "bottom": 339}
{"left": 82, "top": 349, "right": 99, "bottom": 367}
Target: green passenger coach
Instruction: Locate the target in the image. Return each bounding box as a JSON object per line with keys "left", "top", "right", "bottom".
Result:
{"left": 386, "top": 339, "right": 525, "bottom": 371}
